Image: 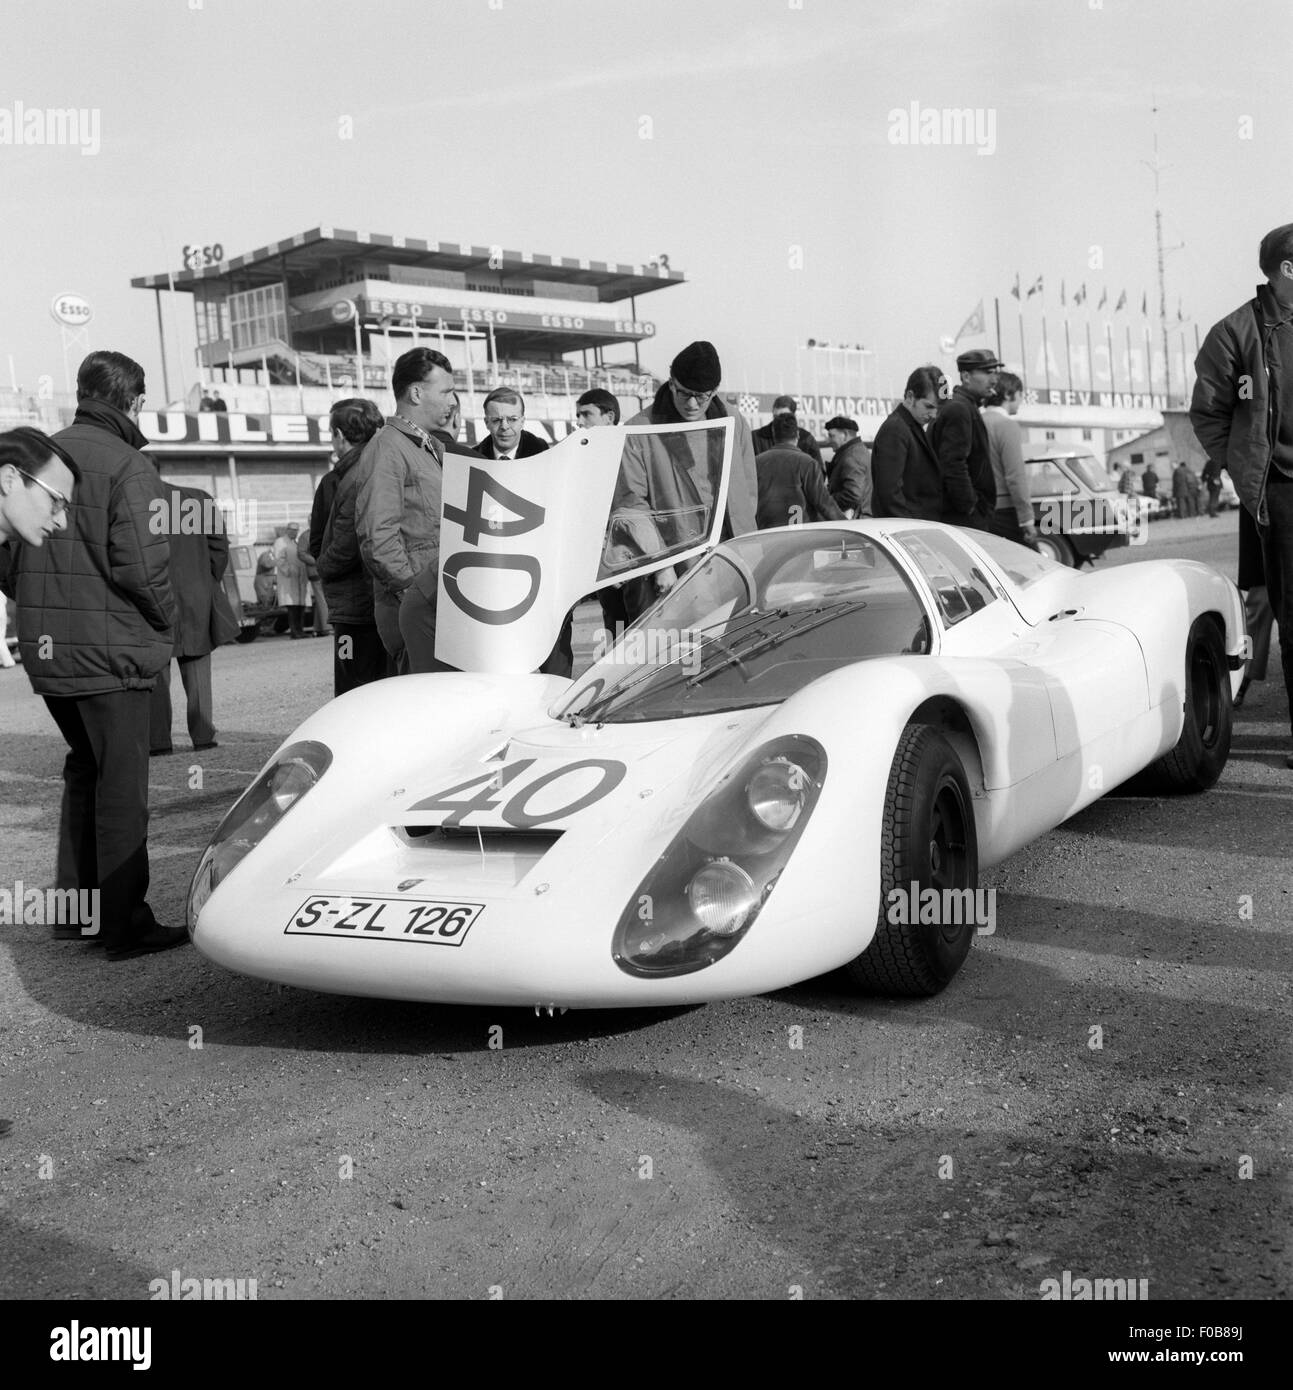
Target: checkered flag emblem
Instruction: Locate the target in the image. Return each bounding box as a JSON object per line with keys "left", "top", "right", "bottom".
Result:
{"left": 1023, "top": 388, "right": 1040, "bottom": 405}
{"left": 737, "top": 393, "right": 759, "bottom": 416}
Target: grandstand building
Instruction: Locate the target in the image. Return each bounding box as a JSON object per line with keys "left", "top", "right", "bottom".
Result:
{"left": 130, "top": 226, "right": 682, "bottom": 428}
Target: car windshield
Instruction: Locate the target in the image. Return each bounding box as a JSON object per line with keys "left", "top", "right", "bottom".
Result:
{"left": 1028, "top": 454, "right": 1115, "bottom": 494}
{"left": 554, "top": 529, "right": 931, "bottom": 724}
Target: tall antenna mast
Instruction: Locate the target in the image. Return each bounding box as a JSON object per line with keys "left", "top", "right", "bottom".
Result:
{"left": 1145, "top": 96, "right": 1182, "bottom": 403}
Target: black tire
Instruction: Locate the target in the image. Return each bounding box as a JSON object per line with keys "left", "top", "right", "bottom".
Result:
{"left": 235, "top": 625, "right": 258, "bottom": 644}
{"left": 1034, "top": 534, "right": 1074, "bottom": 567}
{"left": 1149, "top": 617, "right": 1231, "bottom": 792}
{"left": 845, "top": 724, "right": 979, "bottom": 996}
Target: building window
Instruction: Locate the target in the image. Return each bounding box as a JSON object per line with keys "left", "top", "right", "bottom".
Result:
{"left": 228, "top": 283, "right": 287, "bottom": 351}
{"left": 1130, "top": 453, "right": 1144, "bottom": 464}
{"left": 1081, "top": 428, "right": 1093, "bottom": 441}
{"left": 1044, "top": 430, "right": 1056, "bottom": 441}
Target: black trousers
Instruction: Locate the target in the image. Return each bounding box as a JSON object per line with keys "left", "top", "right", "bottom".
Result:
{"left": 44, "top": 689, "right": 159, "bottom": 949}
{"left": 1261, "top": 476, "right": 1293, "bottom": 738}
{"left": 333, "top": 623, "right": 390, "bottom": 696}
{"left": 150, "top": 655, "right": 214, "bottom": 750}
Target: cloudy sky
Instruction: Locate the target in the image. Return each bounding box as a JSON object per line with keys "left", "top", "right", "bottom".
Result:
{"left": 2, "top": 0, "right": 1289, "bottom": 402}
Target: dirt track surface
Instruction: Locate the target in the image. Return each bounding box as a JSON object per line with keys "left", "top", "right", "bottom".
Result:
{"left": 1, "top": 512, "right": 1289, "bottom": 1300}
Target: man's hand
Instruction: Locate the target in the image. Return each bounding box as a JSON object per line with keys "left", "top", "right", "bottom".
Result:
{"left": 1020, "top": 522, "right": 1038, "bottom": 541}
{"left": 654, "top": 569, "right": 677, "bottom": 595}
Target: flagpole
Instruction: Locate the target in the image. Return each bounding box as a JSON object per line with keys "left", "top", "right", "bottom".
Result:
{"left": 1063, "top": 319, "right": 1074, "bottom": 392}
{"left": 1041, "top": 315, "right": 1052, "bottom": 393}
{"left": 1018, "top": 312, "right": 1027, "bottom": 387}
{"left": 994, "top": 298, "right": 1002, "bottom": 363}
{"left": 1085, "top": 320, "right": 1095, "bottom": 393}
{"left": 1106, "top": 321, "right": 1118, "bottom": 395}
{"left": 1126, "top": 323, "right": 1134, "bottom": 392}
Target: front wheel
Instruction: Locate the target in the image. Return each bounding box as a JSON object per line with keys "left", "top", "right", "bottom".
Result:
{"left": 1148, "top": 617, "right": 1232, "bottom": 792}
{"left": 845, "top": 724, "right": 979, "bottom": 996}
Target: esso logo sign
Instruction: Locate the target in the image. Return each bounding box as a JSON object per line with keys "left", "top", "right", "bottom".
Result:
{"left": 51, "top": 293, "right": 92, "bottom": 327}
{"left": 330, "top": 299, "right": 356, "bottom": 324}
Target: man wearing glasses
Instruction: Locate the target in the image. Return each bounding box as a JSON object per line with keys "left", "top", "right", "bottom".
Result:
{"left": 2, "top": 351, "right": 184, "bottom": 961}
{"left": 0, "top": 426, "right": 79, "bottom": 669}
{"left": 618, "top": 340, "right": 758, "bottom": 619}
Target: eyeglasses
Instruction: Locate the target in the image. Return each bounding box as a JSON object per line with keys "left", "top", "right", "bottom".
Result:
{"left": 16, "top": 468, "right": 72, "bottom": 517}
{"left": 670, "top": 380, "right": 717, "bottom": 404}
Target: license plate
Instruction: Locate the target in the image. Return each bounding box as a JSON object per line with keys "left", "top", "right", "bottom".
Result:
{"left": 285, "top": 895, "right": 483, "bottom": 946}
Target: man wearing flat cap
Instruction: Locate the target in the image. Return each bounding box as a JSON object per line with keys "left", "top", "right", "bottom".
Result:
{"left": 929, "top": 347, "right": 1001, "bottom": 529}
{"left": 752, "top": 395, "right": 824, "bottom": 469}
{"left": 616, "top": 340, "right": 758, "bottom": 619}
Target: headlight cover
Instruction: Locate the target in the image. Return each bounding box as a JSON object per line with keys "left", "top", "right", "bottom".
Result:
{"left": 187, "top": 740, "right": 332, "bottom": 934}
{"left": 612, "top": 735, "right": 825, "bottom": 978}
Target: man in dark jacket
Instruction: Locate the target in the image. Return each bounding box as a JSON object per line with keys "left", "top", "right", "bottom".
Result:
{"left": 315, "top": 397, "right": 389, "bottom": 695}
{"left": 823, "top": 416, "right": 872, "bottom": 517}
{"left": 751, "top": 396, "right": 823, "bottom": 470}
{"left": 2, "top": 350, "right": 184, "bottom": 960}
{"left": 755, "top": 414, "right": 845, "bottom": 528}
{"left": 871, "top": 367, "right": 944, "bottom": 519}
{"left": 149, "top": 484, "right": 228, "bottom": 754}
{"left": 930, "top": 348, "right": 1000, "bottom": 529}
{"left": 1191, "top": 222, "right": 1293, "bottom": 760}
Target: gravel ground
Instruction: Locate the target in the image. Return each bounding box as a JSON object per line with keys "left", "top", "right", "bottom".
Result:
{"left": 1, "top": 511, "right": 1289, "bottom": 1300}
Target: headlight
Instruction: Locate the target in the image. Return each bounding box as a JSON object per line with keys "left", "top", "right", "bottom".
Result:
{"left": 187, "top": 740, "right": 332, "bottom": 934}
{"left": 613, "top": 735, "right": 825, "bottom": 978}
{"left": 746, "top": 758, "right": 808, "bottom": 831}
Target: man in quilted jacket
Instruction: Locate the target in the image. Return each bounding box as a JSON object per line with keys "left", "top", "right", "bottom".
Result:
{"left": 2, "top": 351, "right": 185, "bottom": 960}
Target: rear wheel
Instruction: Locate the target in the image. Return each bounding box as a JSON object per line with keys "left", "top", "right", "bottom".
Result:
{"left": 1034, "top": 534, "right": 1074, "bottom": 567}
{"left": 845, "top": 725, "right": 979, "bottom": 996}
{"left": 1149, "top": 617, "right": 1231, "bottom": 791}
{"left": 235, "top": 625, "right": 258, "bottom": 644}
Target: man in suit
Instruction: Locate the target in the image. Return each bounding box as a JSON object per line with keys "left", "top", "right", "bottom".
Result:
{"left": 930, "top": 347, "right": 1001, "bottom": 529}
{"left": 475, "top": 388, "right": 549, "bottom": 460}
{"left": 871, "top": 366, "right": 945, "bottom": 519}
{"left": 149, "top": 484, "right": 230, "bottom": 755}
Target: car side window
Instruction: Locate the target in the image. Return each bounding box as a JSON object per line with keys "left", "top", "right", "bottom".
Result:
{"left": 1028, "top": 460, "right": 1077, "bottom": 495}
{"left": 894, "top": 532, "right": 999, "bottom": 628}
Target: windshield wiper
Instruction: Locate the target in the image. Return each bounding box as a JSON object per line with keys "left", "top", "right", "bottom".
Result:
{"left": 564, "top": 607, "right": 790, "bottom": 725}
{"left": 684, "top": 598, "right": 870, "bottom": 688}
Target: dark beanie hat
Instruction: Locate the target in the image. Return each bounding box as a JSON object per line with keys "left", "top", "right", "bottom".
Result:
{"left": 670, "top": 340, "right": 722, "bottom": 392}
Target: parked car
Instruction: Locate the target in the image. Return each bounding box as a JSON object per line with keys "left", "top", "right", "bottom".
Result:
{"left": 227, "top": 543, "right": 314, "bottom": 640}
{"left": 1025, "top": 448, "right": 1144, "bottom": 566}
{"left": 188, "top": 515, "right": 1243, "bottom": 1010}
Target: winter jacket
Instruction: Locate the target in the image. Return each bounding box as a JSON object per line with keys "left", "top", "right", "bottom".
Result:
{"left": 316, "top": 445, "right": 377, "bottom": 626}
{"left": 353, "top": 418, "right": 444, "bottom": 608}
{"left": 1191, "top": 283, "right": 1293, "bottom": 524}
{"left": 871, "top": 405, "right": 943, "bottom": 520}
{"left": 826, "top": 436, "right": 872, "bottom": 517}
{"left": 272, "top": 533, "right": 308, "bottom": 606}
{"left": 0, "top": 399, "right": 175, "bottom": 695}
{"left": 755, "top": 446, "right": 845, "bottom": 529}
{"left": 164, "top": 485, "right": 229, "bottom": 658}
{"left": 625, "top": 382, "right": 758, "bottom": 538}
{"left": 930, "top": 386, "right": 996, "bottom": 527}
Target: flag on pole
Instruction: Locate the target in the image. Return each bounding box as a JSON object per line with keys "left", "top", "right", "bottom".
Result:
{"left": 1177, "top": 298, "right": 1184, "bottom": 322}
{"left": 953, "top": 299, "right": 986, "bottom": 342}
{"left": 1026, "top": 274, "right": 1044, "bottom": 298}
{"left": 1060, "top": 280, "right": 1067, "bottom": 306}
{"left": 1010, "top": 273, "right": 1021, "bottom": 300}
{"left": 1098, "top": 287, "right": 1108, "bottom": 310}
{"left": 1115, "top": 289, "right": 1127, "bottom": 311}
{"left": 1141, "top": 291, "right": 1148, "bottom": 315}
{"left": 1074, "top": 284, "right": 1087, "bottom": 306}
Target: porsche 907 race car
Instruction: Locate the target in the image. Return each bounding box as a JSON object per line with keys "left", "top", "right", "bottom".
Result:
{"left": 188, "top": 421, "right": 1244, "bottom": 1009}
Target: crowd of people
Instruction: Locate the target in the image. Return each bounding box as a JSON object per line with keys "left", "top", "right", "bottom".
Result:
{"left": 1, "top": 220, "right": 1290, "bottom": 962}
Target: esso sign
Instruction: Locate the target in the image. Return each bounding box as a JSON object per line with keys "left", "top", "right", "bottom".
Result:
{"left": 330, "top": 299, "right": 356, "bottom": 324}
{"left": 51, "top": 293, "right": 93, "bottom": 327}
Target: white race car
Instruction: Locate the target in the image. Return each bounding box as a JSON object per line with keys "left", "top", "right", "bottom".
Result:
{"left": 188, "top": 424, "right": 1243, "bottom": 1009}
